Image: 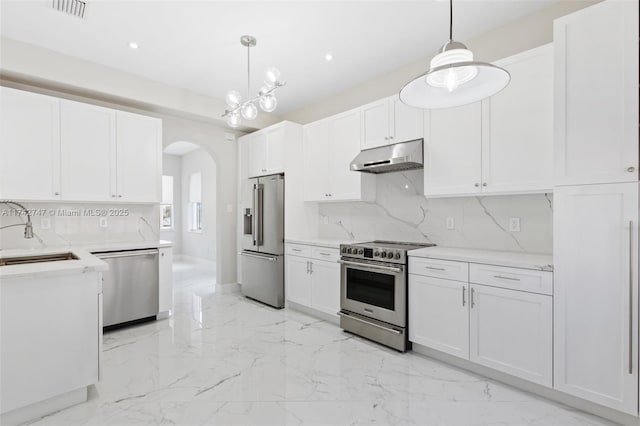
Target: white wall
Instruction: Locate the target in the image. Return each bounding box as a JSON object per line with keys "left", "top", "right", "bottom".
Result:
{"left": 160, "top": 154, "right": 183, "bottom": 254}
{"left": 181, "top": 148, "right": 217, "bottom": 261}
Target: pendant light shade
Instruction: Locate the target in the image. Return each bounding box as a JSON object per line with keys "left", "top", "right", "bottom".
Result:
{"left": 399, "top": 2, "right": 510, "bottom": 109}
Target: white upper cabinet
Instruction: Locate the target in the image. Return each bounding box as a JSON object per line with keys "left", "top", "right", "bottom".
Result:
{"left": 0, "top": 87, "right": 60, "bottom": 201}
{"left": 424, "top": 102, "right": 483, "bottom": 196}
{"left": 554, "top": 0, "right": 639, "bottom": 185}
{"left": 361, "top": 95, "right": 423, "bottom": 150}
{"left": 60, "top": 100, "right": 116, "bottom": 202}
{"left": 554, "top": 183, "right": 638, "bottom": 414}
{"left": 303, "top": 109, "right": 375, "bottom": 202}
{"left": 248, "top": 122, "right": 285, "bottom": 177}
{"left": 116, "top": 111, "right": 162, "bottom": 203}
{"left": 482, "top": 44, "right": 554, "bottom": 194}
{"left": 424, "top": 44, "right": 554, "bottom": 197}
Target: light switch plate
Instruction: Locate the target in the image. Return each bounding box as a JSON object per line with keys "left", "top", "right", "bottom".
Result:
{"left": 99, "top": 217, "right": 108, "bottom": 228}
{"left": 509, "top": 217, "right": 521, "bottom": 232}
{"left": 446, "top": 217, "right": 455, "bottom": 230}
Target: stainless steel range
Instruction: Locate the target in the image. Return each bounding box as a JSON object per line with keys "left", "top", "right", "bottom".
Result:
{"left": 338, "top": 240, "right": 434, "bottom": 352}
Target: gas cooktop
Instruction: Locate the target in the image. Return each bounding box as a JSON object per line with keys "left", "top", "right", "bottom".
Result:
{"left": 340, "top": 240, "right": 435, "bottom": 264}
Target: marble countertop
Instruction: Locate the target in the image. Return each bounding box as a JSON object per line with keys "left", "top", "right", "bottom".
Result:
{"left": 409, "top": 246, "right": 553, "bottom": 271}
{"left": 0, "top": 247, "right": 108, "bottom": 279}
{"left": 285, "top": 237, "right": 365, "bottom": 249}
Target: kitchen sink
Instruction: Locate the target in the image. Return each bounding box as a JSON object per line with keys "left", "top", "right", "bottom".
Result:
{"left": 0, "top": 252, "right": 79, "bottom": 266}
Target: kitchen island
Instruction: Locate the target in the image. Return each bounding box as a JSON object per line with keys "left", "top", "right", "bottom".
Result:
{"left": 0, "top": 247, "right": 107, "bottom": 426}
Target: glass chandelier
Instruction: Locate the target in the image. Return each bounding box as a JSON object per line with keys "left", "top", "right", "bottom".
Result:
{"left": 222, "top": 35, "right": 285, "bottom": 128}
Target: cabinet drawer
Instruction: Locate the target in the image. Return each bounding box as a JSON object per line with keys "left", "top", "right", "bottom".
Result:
{"left": 286, "top": 244, "right": 312, "bottom": 258}
{"left": 311, "top": 247, "right": 340, "bottom": 263}
{"left": 469, "top": 264, "right": 552, "bottom": 295}
{"left": 409, "top": 257, "right": 468, "bottom": 282}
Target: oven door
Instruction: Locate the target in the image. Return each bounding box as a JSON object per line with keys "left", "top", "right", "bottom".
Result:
{"left": 339, "top": 258, "right": 406, "bottom": 327}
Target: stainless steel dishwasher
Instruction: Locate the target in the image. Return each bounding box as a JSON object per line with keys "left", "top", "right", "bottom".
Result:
{"left": 94, "top": 249, "right": 159, "bottom": 329}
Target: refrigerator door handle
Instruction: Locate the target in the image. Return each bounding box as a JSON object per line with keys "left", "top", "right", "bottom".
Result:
{"left": 252, "top": 184, "right": 258, "bottom": 246}
{"left": 256, "top": 183, "right": 264, "bottom": 246}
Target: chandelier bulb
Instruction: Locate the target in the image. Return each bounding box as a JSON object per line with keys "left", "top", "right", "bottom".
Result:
{"left": 264, "top": 67, "right": 281, "bottom": 86}
{"left": 259, "top": 94, "right": 278, "bottom": 113}
{"left": 226, "top": 113, "right": 241, "bottom": 128}
{"left": 225, "top": 90, "right": 242, "bottom": 108}
{"left": 241, "top": 102, "right": 258, "bottom": 120}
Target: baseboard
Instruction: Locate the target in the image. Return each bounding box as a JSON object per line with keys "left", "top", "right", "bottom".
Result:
{"left": 217, "top": 282, "right": 241, "bottom": 294}
{"left": 412, "top": 343, "right": 638, "bottom": 426}
{"left": 1, "top": 387, "right": 88, "bottom": 426}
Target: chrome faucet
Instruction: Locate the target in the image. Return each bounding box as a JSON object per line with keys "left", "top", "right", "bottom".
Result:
{"left": 0, "top": 200, "right": 34, "bottom": 239}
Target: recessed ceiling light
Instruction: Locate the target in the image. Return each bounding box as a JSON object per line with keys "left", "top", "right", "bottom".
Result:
{"left": 325, "top": 53, "right": 333, "bottom": 62}
{"left": 129, "top": 42, "right": 139, "bottom": 50}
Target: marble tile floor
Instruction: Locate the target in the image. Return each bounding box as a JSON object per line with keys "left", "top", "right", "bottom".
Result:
{"left": 29, "top": 257, "right": 614, "bottom": 426}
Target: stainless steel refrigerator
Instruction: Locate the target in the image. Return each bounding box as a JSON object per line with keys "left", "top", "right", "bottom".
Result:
{"left": 240, "top": 174, "right": 284, "bottom": 308}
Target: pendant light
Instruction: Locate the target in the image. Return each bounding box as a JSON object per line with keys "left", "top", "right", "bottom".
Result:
{"left": 222, "top": 35, "right": 286, "bottom": 128}
{"left": 399, "top": 0, "right": 510, "bottom": 109}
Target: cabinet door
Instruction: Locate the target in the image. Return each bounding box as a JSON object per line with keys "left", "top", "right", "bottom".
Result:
{"left": 424, "top": 103, "right": 482, "bottom": 196}
{"left": 554, "top": 0, "right": 638, "bottom": 185}
{"left": 409, "top": 275, "right": 469, "bottom": 359}
{"left": 248, "top": 131, "right": 267, "bottom": 177}
{"left": 158, "top": 247, "right": 173, "bottom": 314}
{"left": 0, "top": 87, "right": 60, "bottom": 200}
{"left": 310, "top": 259, "right": 340, "bottom": 317}
{"left": 470, "top": 284, "right": 552, "bottom": 387}
{"left": 390, "top": 95, "right": 423, "bottom": 143}
{"left": 482, "top": 45, "right": 553, "bottom": 194}
{"left": 116, "top": 111, "right": 161, "bottom": 202}
{"left": 328, "top": 109, "right": 362, "bottom": 201}
{"left": 554, "top": 183, "right": 638, "bottom": 414}
{"left": 285, "top": 255, "right": 312, "bottom": 306}
{"left": 360, "top": 98, "right": 390, "bottom": 150}
{"left": 60, "top": 100, "right": 116, "bottom": 202}
{"left": 302, "top": 120, "right": 330, "bottom": 201}
{"left": 264, "top": 125, "right": 284, "bottom": 175}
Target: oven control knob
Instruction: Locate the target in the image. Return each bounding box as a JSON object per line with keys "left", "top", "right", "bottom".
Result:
{"left": 395, "top": 252, "right": 401, "bottom": 260}
{"left": 374, "top": 251, "right": 380, "bottom": 257}
{"left": 358, "top": 249, "right": 364, "bottom": 255}
{"left": 341, "top": 247, "right": 347, "bottom": 253}
{"left": 380, "top": 251, "right": 387, "bottom": 258}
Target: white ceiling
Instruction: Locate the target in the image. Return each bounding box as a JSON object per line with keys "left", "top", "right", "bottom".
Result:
{"left": 0, "top": 0, "right": 559, "bottom": 114}
{"left": 163, "top": 141, "right": 200, "bottom": 156}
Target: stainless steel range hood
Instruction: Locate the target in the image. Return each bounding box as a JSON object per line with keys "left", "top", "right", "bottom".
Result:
{"left": 350, "top": 139, "right": 423, "bottom": 174}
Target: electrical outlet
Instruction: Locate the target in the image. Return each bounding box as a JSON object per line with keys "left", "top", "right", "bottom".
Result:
{"left": 99, "top": 217, "right": 108, "bottom": 228}
{"left": 41, "top": 218, "right": 51, "bottom": 230}
{"left": 446, "top": 217, "right": 455, "bottom": 230}
{"left": 509, "top": 217, "right": 521, "bottom": 232}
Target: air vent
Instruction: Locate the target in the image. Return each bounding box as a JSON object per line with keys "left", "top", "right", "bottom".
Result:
{"left": 51, "top": 0, "right": 86, "bottom": 19}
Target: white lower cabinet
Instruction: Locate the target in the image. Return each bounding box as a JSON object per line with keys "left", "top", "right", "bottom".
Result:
{"left": 285, "top": 244, "right": 340, "bottom": 318}
{"left": 469, "top": 284, "right": 552, "bottom": 386}
{"left": 158, "top": 246, "right": 173, "bottom": 315}
{"left": 409, "top": 275, "right": 469, "bottom": 359}
{"left": 409, "top": 257, "right": 553, "bottom": 387}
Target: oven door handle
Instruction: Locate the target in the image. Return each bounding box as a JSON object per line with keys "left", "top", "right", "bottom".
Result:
{"left": 338, "top": 260, "right": 402, "bottom": 274}
{"left": 337, "top": 312, "right": 402, "bottom": 335}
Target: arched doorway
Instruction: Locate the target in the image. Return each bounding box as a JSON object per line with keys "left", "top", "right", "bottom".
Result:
{"left": 162, "top": 141, "right": 217, "bottom": 287}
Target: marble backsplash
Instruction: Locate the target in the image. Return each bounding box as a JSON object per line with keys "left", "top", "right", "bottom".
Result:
{"left": 318, "top": 171, "right": 553, "bottom": 254}
{"left": 0, "top": 202, "right": 160, "bottom": 250}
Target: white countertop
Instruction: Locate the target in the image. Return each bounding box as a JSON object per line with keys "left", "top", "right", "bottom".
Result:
{"left": 0, "top": 247, "right": 108, "bottom": 279}
{"left": 408, "top": 246, "right": 553, "bottom": 271}
{"left": 285, "top": 237, "right": 365, "bottom": 249}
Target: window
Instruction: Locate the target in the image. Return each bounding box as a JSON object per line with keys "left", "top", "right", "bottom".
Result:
{"left": 160, "top": 175, "right": 173, "bottom": 230}
{"left": 189, "top": 172, "right": 202, "bottom": 232}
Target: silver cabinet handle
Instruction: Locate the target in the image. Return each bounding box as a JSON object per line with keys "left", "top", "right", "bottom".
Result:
{"left": 111, "top": 194, "right": 116, "bottom": 198}
{"left": 462, "top": 286, "right": 466, "bottom": 307}
{"left": 337, "top": 311, "right": 402, "bottom": 335}
{"left": 627, "top": 167, "right": 636, "bottom": 173}
{"left": 318, "top": 252, "right": 332, "bottom": 257}
{"left": 338, "top": 259, "right": 402, "bottom": 274}
{"left": 94, "top": 249, "right": 158, "bottom": 259}
{"left": 629, "top": 220, "right": 634, "bottom": 374}
{"left": 494, "top": 275, "right": 520, "bottom": 281}
{"left": 426, "top": 266, "right": 445, "bottom": 271}
{"left": 291, "top": 248, "right": 302, "bottom": 252}
{"left": 54, "top": 192, "right": 60, "bottom": 196}
{"left": 482, "top": 183, "right": 487, "bottom": 187}
{"left": 306, "top": 260, "right": 310, "bottom": 274}
{"left": 470, "top": 287, "right": 475, "bottom": 308}
{"left": 309, "top": 261, "right": 313, "bottom": 274}
{"left": 474, "top": 183, "right": 480, "bottom": 187}
{"left": 118, "top": 195, "right": 122, "bottom": 198}
{"left": 239, "top": 251, "right": 277, "bottom": 262}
